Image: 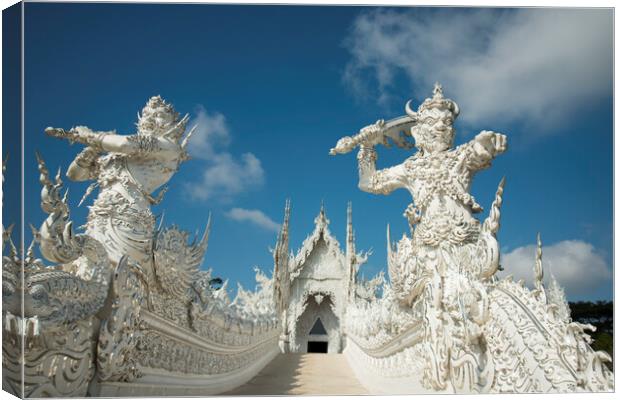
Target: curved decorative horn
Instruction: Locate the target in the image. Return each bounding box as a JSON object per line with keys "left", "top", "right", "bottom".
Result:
{"left": 452, "top": 102, "right": 460, "bottom": 117}
{"left": 405, "top": 100, "right": 417, "bottom": 119}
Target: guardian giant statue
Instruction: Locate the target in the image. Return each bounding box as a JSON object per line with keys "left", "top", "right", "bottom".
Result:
{"left": 331, "top": 84, "right": 613, "bottom": 393}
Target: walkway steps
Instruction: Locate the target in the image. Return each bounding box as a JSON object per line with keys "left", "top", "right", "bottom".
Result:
{"left": 224, "top": 354, "right": 369, "bottom": 395}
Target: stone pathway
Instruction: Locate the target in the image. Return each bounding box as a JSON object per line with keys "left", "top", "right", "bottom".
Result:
{"left": 224, "top": 354, "right": 369, "bottom": 395}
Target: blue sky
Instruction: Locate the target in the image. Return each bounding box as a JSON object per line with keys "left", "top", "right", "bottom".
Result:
{"left": 5, "top": 4, "right": 613, "bottom": 300}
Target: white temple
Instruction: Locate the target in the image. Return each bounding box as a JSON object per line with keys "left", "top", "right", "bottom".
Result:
{"left": 1, "top": 90, "right": 613, "bottom": 397}
{"left": 273, "top": 201, "right": 369, "bottom": 354}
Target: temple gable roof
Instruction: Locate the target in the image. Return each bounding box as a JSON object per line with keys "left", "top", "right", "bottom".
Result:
{"left": 289, "top": 204, "right": 346, "bottom": 281}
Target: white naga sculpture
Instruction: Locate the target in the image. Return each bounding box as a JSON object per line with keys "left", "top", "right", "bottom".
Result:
{"left": 332, "top": 84, "right": 613, "bottom": 394}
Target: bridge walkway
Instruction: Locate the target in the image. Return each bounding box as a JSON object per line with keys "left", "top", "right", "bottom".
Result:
{"left": 223, "top": 353, "right": 368, "bottom": 395}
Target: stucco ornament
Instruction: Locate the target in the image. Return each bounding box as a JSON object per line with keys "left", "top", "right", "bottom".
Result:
{"left": 333, "top": 83, "right": 613, "bottom": 393}
{"left": 153, "top": 220, "right": 211, "bottom": 298}
{"left": 2, "top": 157, "right": 109, "bottom": 397}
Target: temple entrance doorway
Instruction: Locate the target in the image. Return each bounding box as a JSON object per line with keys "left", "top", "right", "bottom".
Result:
{"left": 294, "top": 294, "right": 341, "bottom": 353}
{"left": 307, "top": 341, "right": 328, "bottom": 353}
{"left": 307, "top": 318, "right": 328, "bottom": 353}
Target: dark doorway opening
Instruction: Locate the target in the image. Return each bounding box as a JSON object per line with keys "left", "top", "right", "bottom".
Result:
{"left": 307, "top": 341, "right": 328, "bottom": 353}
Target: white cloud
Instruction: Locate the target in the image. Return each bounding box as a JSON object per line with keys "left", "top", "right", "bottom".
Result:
{"left": 226, "top": 208, "right": 281, "bottom": 232}
{"left": 499, "top": 240, "right": 611, "bottom": 299}
{"left": 188, "top": 105, "right": 230, "bottom": 159}
{"left": 344, "top": 8, "right": 612, "bottom": 130}
{"left": 186, "top": 106, "right": 264, "bottom": 201}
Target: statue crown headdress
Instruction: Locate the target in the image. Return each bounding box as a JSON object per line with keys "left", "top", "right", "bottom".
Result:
{"left": 405, "top": 82, "right": 460, "bottom": 120}
{"left": 137, "top": 95, "right": 189, "bottom": 140}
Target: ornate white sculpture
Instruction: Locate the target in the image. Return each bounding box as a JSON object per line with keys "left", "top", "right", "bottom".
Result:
{"left": 3, "top": 97, "right": 281, "bottom": 397}
{"left": 45, "top": 95, "right": 195, "bottom": 267}
{"left": 3, "top": 156, "right": 111, "bottom": 396}
{"left": 2, "top": 90, "right": 612, "bottom": 397}
{"left": 333, "top": 83, "right": 613, "bottom": 394}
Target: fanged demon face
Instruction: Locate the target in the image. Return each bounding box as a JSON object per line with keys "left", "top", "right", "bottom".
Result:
{"left": 411, "top": 108, "right": 456, "bottom": 154}
{"left": 405, "top": 83, "right": 460, "bottom": 155}
{"left": 137, "top": 95, "right": 183, "bottom": 138}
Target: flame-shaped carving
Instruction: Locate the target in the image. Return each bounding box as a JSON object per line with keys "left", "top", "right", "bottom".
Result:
{"left": 153, "top": 216, "right": 211, "bottom": 298}
{"left": 482, "top": 176, "right": 505, "bottom": 235}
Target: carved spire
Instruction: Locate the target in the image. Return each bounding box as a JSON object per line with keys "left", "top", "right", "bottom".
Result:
{"left": 314, "top": 199, "right": 330, "bottom": 229}
{"left": 273, "top": 199, "right": 291, "bottom": 314}
{"left": 386, "top": 224, "right": 398, "bottom": 289}
{"left": 533, "top": 232, "right": 546, "bottom": 302}
{"left": 346, "top": 201, "right": 355, "bottom": 260}
{"left": 346, "top": 202, "right": 357, "bottom": 299}
{"left": 275, "top": 199, "right": 291, "bottom": 259}
{"left": 283, "top": 199, "right": 291, "bottom": 243}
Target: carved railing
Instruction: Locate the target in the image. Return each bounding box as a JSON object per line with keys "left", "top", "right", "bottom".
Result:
{"left": 343, "top": 276, "right": 614, "bottom": 394}
{"left": 343, "top": 294, "right": 434, "bottom": 394}
{"left": 2, "top": 154, "right": 281, "bottom": 397}
{"left": 93, "top": 307, "right": 280, "bottom": 396}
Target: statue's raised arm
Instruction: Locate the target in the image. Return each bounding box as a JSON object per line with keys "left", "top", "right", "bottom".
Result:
{"left": 45, "top": 98, "right": 194, "bottom": 162}
{"left": 461, "top": 129, "right": 508, "bottom": 172}
{"left": 45, "top": 125, "right": 181, "bottom": 159}
{"left": 330, "top": 110, "right": 416, "bottom": 197}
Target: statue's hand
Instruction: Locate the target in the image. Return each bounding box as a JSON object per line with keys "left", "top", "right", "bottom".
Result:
{"left": 72, "top": 125, "right": 95, "bottom": 137}
{"left": 45, "top": 127, "right": 78, "bottom": 142}
{"left": 360, "top": 119, "right": 386, "bottom": 138}
{"left": 329, "top": 119, "right": 385, "bottom": 155}
{"left": 474, "top": 130, "right": 507, "bottom": 157}
{"left": 46, "top": 126, "right": 103, "bottom": 148}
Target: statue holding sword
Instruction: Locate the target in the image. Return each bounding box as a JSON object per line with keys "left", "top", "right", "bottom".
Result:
{"left": 331, "top": 82, "right": 507, "bottom": 301}
{"left": 331, "top": 83, "right": 506, "bottom": 240}
{"left": 332, "top": 83, "right": 508, "bottom": 391}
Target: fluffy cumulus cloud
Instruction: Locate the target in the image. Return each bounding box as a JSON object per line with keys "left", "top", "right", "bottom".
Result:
{"left": 226, "top": 208, "right": 281, "bottom": 232}
{"left": 188, "top": 105, "right": 231, "bottom": 159}
{"left": 343, "top": 8, "right": 612, "bottom": 129}
{"left": 499, "top": 240, "right": 611, "bottom": 299}
{"left": 186, "top": 106, "right": 264, "bottom": 201}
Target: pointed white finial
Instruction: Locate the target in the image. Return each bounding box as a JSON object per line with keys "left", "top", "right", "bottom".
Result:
{"left": 433, "top": 82, "right": 443, "bottom": 97}
{"left": 284, "top": 198, "right": 291, "bottom": 229}
{"left": 315, "top": 200, "right": 330, "bottom": 227}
